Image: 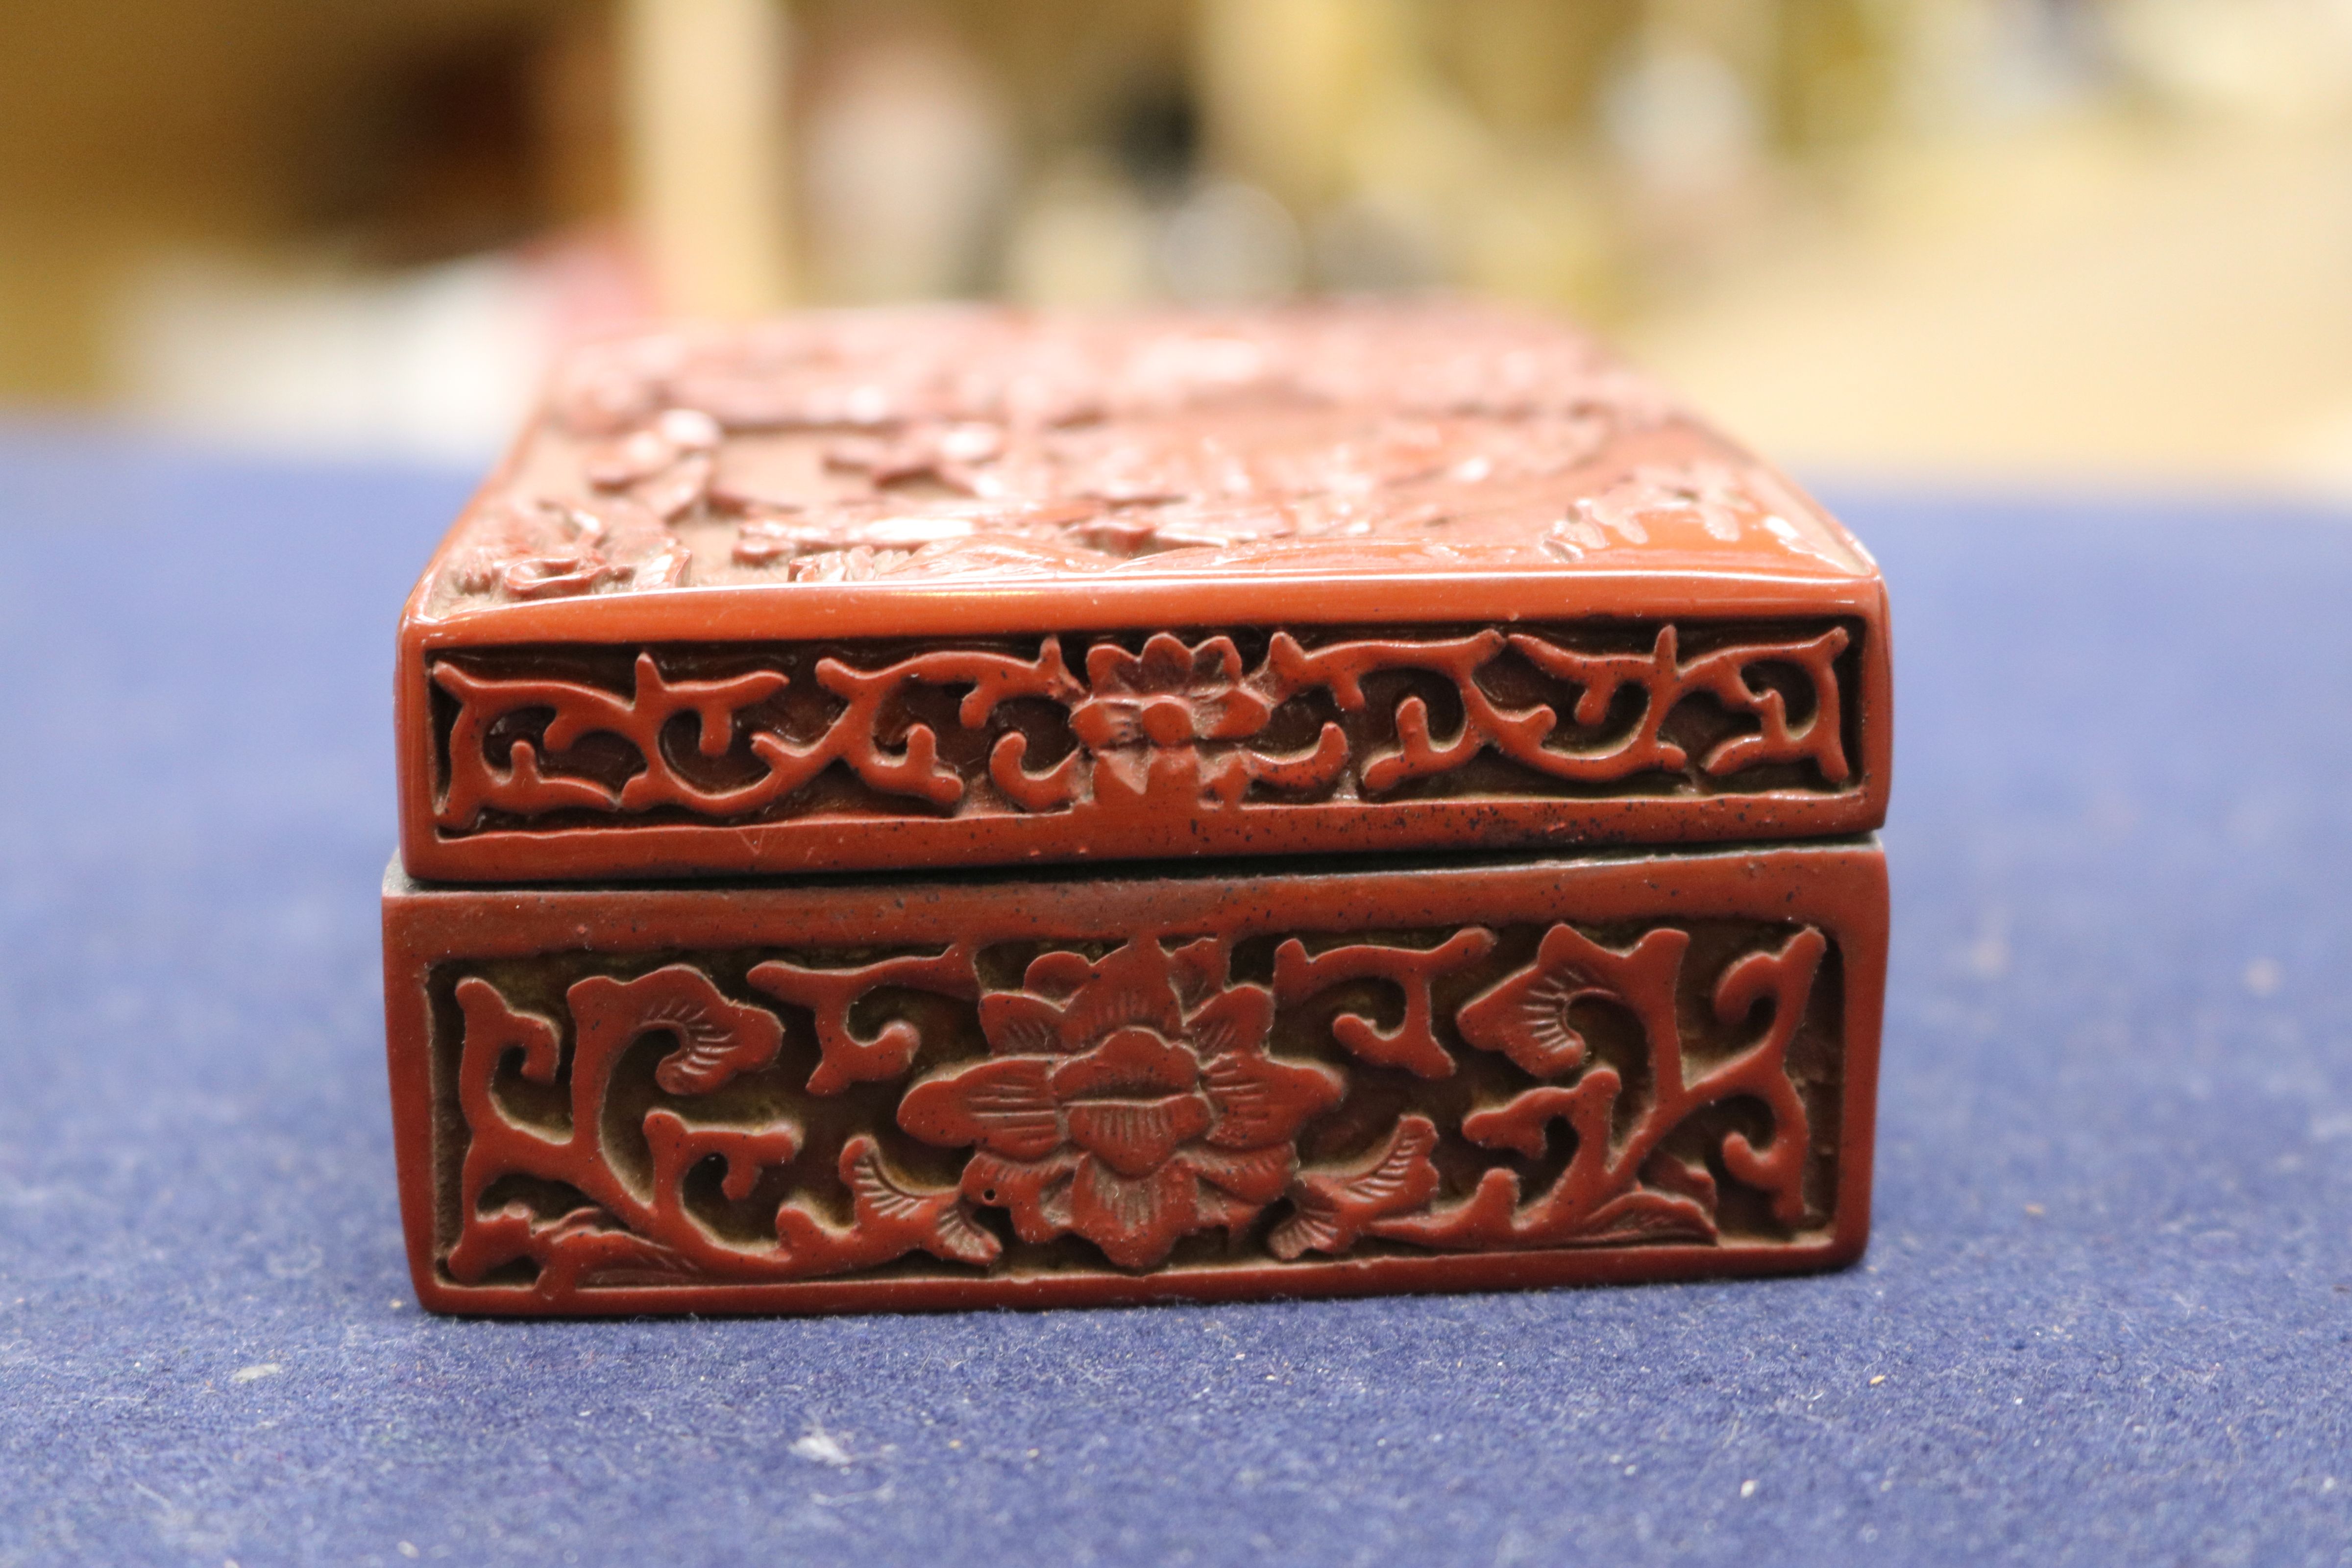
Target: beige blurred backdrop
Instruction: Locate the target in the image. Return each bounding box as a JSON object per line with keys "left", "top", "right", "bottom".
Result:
{"left": 2, "top": 0, "right": 2350, "bottom": 491}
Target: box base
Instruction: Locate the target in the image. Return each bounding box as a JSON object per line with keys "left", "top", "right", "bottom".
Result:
{"left": 383, "top": 842, "right": 1884, "bottom": 1316}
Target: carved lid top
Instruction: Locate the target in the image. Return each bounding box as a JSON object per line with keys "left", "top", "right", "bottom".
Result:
{"left": 410, "top": 300, "right": 1877, "bottom": 638}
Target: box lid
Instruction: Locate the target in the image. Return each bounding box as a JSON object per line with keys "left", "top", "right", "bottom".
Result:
{"left": 397, "top": 302, "right": 1888, "bottom": 882}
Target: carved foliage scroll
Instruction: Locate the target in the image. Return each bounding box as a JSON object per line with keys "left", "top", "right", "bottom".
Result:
{"left": 437, "top": 918, "right": 1836, "bottom": 1297}
{"left": 431, "top": 622, "right": 1854, "bottom": 832}
{"left": 445, "top": 967, "right": 997, "bottom": 1299}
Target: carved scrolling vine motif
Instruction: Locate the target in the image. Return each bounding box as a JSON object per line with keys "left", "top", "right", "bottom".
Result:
{"left": 430, "top": 623, "right": 1853, "bottom": 831}
{"left": 440, "top": 919, "right": 1830, "bottom": 1297}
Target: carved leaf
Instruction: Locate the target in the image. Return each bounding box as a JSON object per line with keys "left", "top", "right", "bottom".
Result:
{"left": 1269, "top": 1115, "right": 1442, "bottom": 1260}
{"left": 1381, "top": 922, "right": 1824, "bottom": 1253}
{"left": 556, "top": 967, "right": 783, "bottom": 1098}
{"left": 842, "top": 1137, "right": 1000, "bottom": 1268}
{"left": 1457, "top": 926, "right": 1686, "bottom": 1079}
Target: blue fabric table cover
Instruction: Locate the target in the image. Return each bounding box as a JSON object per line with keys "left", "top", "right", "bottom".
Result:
{"left": 0, "top": 426, "right": 2346, "bottom": 1567}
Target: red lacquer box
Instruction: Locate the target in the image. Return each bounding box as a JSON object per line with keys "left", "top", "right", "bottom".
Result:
{"left": 384, "top": 302, "right": 1890, "bottom": 1315}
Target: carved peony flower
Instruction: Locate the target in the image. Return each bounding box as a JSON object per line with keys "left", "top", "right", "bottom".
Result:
{"left": 897, "top": 936, "right": 1343, "bottom": 1269}
{"left": 1069, "top": 633, "right": 1272, "bottom": 758}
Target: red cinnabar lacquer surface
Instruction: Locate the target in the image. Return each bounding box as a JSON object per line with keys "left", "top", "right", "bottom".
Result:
{"left": 383, "top": 845, "right": 1886, "bottom": 1315}
{"left": 394, "top": 303, "right": 1889, "bottom": 883}
{"left": 385, "top": 302, "right": 1892, "bottom": 1313}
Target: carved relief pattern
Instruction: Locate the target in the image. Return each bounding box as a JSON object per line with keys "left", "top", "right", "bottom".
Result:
{"left": 431, "top": 622, "right": 1852, "bottom": 833}
{"left": 445, "top": 967, "right": 1000, "bottom": 1298}
{"left": 405, "top": 291, "right": 1896, "bottom": 616}
{"left": 436, "top": 307, "right": 1714, "bottom": 602}
{"left": 439, "top": 918, "right": 1834, "bottom": 1300}
{"left": 898, "top": 938, "right": 1345, "bottom": 1269}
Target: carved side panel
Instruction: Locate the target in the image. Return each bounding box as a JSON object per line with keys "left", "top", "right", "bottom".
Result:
{"left": 426, "top": 619, "right": 1861, "bottom": 838}
{"left": 387, "top": 849, "right": 1883, "bottom": 1313}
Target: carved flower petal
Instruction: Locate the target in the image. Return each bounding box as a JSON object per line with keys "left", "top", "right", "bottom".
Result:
{"left": 1051, "top": 1027, "right": 1200, "bottom": 1099}
{"left": 1136, "top": 631, "right": 1198, "bottom": 693}
{"left": 1067, "top": 698, "right": 1143, "bottom": 752}
{"left": 1070, "top": 1156, "right": 1199, "bottom": 1269}
{"left": 1201, "top": 1049, "right": 1345, "bottom": 1150}
{"left": 959, "top": 1150, "right": 1078, "bottom": 1244}
{"left": 1192, "top": 688, "right": 1274, "bottom": 741}
{"left": 1196, "top": 635, "right": 1246, "bottom": 686}
{"left": 977, "top": 991, "right": 1069, "bottom": 1057}
{"left": 1059, "top": 938, "right": 1185, "bottom": 1047}
{"left": 1090, "top": 746, "right": 1151, "bottom": 800}
{"left": 1064, "top": 1093, "right": 1213, "bottom": 1177}
{"left": 1083, "top": 640, "right": 1149, "bottom": 695}
{"left": 1137, "top": 696, "right": 1199, "bottom": 746}
{"left": 897, "top": 1058, "right": 1061, "bottom": 1159}
{"left": 1182, "top": 1143, "right": 1295, "bottom": 1205}
{"left": 1181, "top": 985, "right": 1273, "bottom": 1060}
{"left": 1022, "top": 950, "right": 1097, "bottom": 1000}
{"left": 1191, "top": 1185, "right": 1258, "bottom": 1231}
{"left": 1166, "top": 937, "right": 1228, "bottom": 1012}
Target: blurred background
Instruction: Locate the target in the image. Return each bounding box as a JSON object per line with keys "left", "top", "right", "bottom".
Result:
{"left": 3, "top": 0, "right": 2350, "bottom": 492}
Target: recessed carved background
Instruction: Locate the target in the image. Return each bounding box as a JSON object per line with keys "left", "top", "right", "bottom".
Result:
{"left": 425, "top": 911, "right": 1847, "bottom": 1303}
{"left": 430, "top": 619, "right": 1862, "bottom": 838}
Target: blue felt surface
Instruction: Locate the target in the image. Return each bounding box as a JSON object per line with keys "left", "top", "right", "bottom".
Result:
{"left": 1, "top": 426, "right": 2349, "bottom": 1568}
